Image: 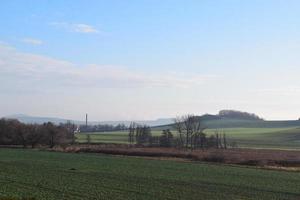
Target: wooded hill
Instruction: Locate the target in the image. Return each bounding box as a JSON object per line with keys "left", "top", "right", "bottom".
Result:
{"left": 153, "top": 110, "right": 300, "bottom": 130}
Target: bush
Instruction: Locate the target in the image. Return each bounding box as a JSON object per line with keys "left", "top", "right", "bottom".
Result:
{"left": 159, "top": 129, "right": 173, "bottom": 147}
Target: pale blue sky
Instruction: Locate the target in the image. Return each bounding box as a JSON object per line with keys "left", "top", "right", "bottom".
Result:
{"left": 1, "top": 0, "right": 300, "bottom": 120}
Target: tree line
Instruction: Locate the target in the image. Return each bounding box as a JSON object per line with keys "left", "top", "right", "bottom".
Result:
{"left": 80, "top": 124, "right": 127, "bottom": 132}
{"left": 128, "top": 115, "right": 230, "bottom": 149}
{"left": 1, "top": 114, "right": 233, "bottom": 150}
{"left": 218, "top": 110, "right": 263, "bottom": 121}
{"left": 128, "top": 123, "right": 152, "bottom": 145}
{"left": 0, "top": 118, "right": 75, "bottom": 148}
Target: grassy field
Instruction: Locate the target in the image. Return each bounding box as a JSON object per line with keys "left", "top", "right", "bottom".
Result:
{"left": 152, "top": 119, "right": 300, "bottom": 130}
{"left": 76, "top": 127, "right": 300, "bottom": 149}
{"left": 0, "top": 148, "right": 299, "bottom": 200}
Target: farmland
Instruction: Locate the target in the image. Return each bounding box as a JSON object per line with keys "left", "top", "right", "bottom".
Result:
{"left": 76, "top": 127, "right": 300, "bottom": 149}
{"left": 0, "top": 148, "right": 300, "bottom": 200}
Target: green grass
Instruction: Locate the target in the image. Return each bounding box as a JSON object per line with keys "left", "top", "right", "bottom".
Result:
{"left": 153, "top": 118, "right": 300, "bottom": 130}
{"left": 76, "top": 131, "right": 129, "bottom": 144}
{"left": 76, "top": 127, "right": 300, "bottom": 149}
{"left": 205, "top": 127, "right": 300, "bottom": 149}
{"left": 0, "top": 149, "right": 299, "bottom": 200}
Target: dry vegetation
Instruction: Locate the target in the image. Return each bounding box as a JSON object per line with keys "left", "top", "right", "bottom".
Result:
{"left": 51, "top": 144, "right": 300, "bottom": 169}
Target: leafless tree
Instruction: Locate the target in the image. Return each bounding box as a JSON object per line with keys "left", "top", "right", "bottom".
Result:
{"left": 174, "top": 117, "right": 185, "bottom": 147}
{"left": 214, "top": 129, "right": 228, "bottom": 149}
{"left": 86, "top": 134, "right": 91, "bottom": 144}
{"left": 0, "top": 119, "right": 78, "bottom": 147}
{"left": 61, "top": 121, "right": 77, "bottom": 144}
{"left": 26, "top": 124, "right": 44, "bottom": 148}
{"left": 42, "top": 122, "right": 68, "bottom": 148}
{"left": 135, "top": 125, "right": 152, "bottom": 145}
{"left": 173, "top": 115, "right": 206, "bottom": 149}
{"left": 223, "top": 132, "right": 227, "bottom": 149}
{"left": 159, "top": 129, "right": 173, "bottom": 147}
{"left": 215, "top": 130, "right": 220, "bottom": 149}
{"left": 128, "top": 122, "right": 136, "bottom": 145}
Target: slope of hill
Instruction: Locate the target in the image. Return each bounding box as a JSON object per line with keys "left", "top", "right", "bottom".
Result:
{"left": 153, "top": 118, "right": 300, "bottom": 130}
{"left": 77, "top": 127, "right": 300, "bottom": 149}
{"left": 202, "top": 118, "right": 300, "bottom": 128}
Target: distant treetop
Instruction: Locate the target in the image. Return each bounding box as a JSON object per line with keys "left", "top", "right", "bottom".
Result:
{"left": 218, "top": 110, "right": 263, "bottom": 121}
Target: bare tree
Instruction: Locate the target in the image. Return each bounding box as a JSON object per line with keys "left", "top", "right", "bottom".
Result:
{"left": 14, "top": 122, "right": 28, "bottom": 147}
{"left": 0, "top": 119, "right": 77, "bottom": 147}
{"left": 173, "top": 115, "right": 206, "bottom": 149}
{"left": 223, "top": 132, "right": 227, "bottom": 149}
{"left": 128, "top": 122, "right": 136, "bottom": 145}
{"left": 174, "top": 117, "right": 185, "bottom": 147}
{"left": 214, "top": 129, "right": 228, "bottom": 149}
{"left": 135, "top": 125, "right": 152, "bottom": 145}
{"left": 26, "top": 124, "right": 44, "bottom": 148}
{"left": 159, "top": 129, "right": 173, "bottom": 147}
{"left": 86, "top": 134, "right": 91, "bottom": 144}
{"left": 61, "top": 121, "right": 77, "bottom": 144}
{"left": 0, "top": 119, "right": 22, "bottom": 145}
{"left": 42, "top": 122, "right": 66, "bottom": 148}
{"left": 215, "top": 130, "right": 220, "bottom": 149}
{"left": 0, "top": 119, "right": 6, "bottom": 144}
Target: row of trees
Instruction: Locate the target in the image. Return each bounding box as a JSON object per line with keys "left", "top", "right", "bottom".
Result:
{"left": 80, "top": 123, "right": 127, "bottom": 132}
{"left": 128, "top": 115, "right": 229, "bottom": 149}
{"left": 218, "top": 110, "right": 263, "bottom": 120}
{"left": 128, "top": 123, "right": 152, "bottom": 145}
{"left": 0, "top": 119, "right": 75, "bottom": 148}
{"left": 173, "top": 115, "right": 227, "bottom": 149}
{"left": 1, "top": 114, "right": 232, "bottom": 149}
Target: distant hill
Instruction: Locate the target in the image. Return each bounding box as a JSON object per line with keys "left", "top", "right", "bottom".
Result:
{"left": 3, "top": 114, "right": 173, "bottom": 127}
{"left": 4, "top": 114, "right": 81, "bottom": 125}
{"left": 153, "top": 110, "right": 300, "bottom": 130}
{"left": 100, "top": 118, "right": 174, "bottom": 127}
{"left": 5, "top": 110, "right": 300, "bottom": 129}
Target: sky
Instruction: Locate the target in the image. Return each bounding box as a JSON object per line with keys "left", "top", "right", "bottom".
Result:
{"left": 1, "top": 0, "right": 300, "bottom": 121}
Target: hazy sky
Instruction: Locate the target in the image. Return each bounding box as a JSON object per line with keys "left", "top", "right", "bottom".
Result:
{"left": 1, "top": 0, "right": 300, "bottom": 121}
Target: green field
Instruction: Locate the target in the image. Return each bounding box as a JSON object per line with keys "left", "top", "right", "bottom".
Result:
{"left": 76, "top": 127, "right": 300, "bottom": 149}
{"left": 0, "top": 149, "right": 299, "bottom": 200}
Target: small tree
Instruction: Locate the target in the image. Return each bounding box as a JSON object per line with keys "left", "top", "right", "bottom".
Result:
{"left": 159, "top": 129, "right": 173, "bottom": 147}
{"left": 26, "top": 124, "right": 44, "bottom": 148}
{"left": 42, "top": 122, "right": 67, "bottom": 148}
{"left": 207, "top": 135, "right": 217, "bottom": 148}
{"left": 128, "top": 122, "right": 136, "bottom": 145}
{"left": 223, "top": 133, "right": 227, "bottom": 149}
{"left": 86, "top": 134, "right": 91, "bottom": 144}
{"left": 1, "top": 119, "right": 22, "bottom": 145}
{"left": 135, "top": 125, "right": 152, "bottom": 145}
{"left": 214, "top": 129, "right": 227, "bottom": 149}
{"left": 62, "top": 121, "right": 77, "bottom": 144}
{"left": 13, "top": 122, "right": 28, "bottom": 147}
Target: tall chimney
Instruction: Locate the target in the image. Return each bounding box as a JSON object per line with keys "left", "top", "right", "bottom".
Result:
{"left": 86, "top": 113, "right": 88, "bottom": 127}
